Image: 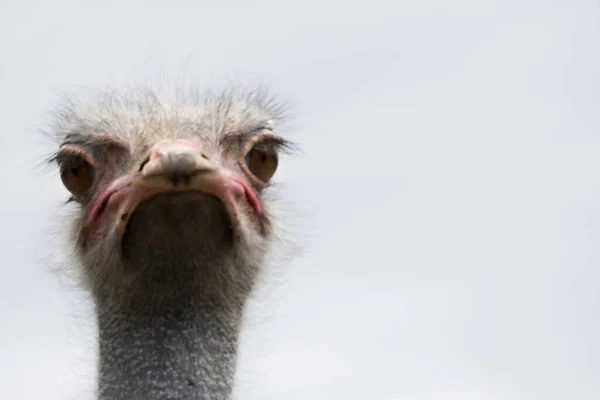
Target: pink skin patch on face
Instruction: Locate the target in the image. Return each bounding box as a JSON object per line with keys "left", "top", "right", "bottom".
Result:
{"left": 85, "top": 169, "right": 262, "bottom": 232}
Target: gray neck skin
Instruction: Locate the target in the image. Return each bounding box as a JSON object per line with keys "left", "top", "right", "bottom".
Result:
{"left": 92, "top": 194, "right": 256, "bottom": 400}
{"left": 96, "top": 289, "right": 243, "bottom": 400}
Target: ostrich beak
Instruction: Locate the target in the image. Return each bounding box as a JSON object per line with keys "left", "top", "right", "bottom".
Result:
{"left": 133, "top": 140, "right": 218, "bottom": 190}
{"left": 86, "top": 140, "right": 262, "bottom": 229}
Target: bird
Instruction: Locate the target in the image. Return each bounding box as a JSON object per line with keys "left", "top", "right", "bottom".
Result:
{"left": 46, "top": 87, "right": 296, "bottom": 400}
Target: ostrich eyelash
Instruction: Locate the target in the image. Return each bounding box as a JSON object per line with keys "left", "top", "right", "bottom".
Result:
{"left": 220, "top": 127, "right": 298, "bottom": 155}
{"left": 251, "top": 136, "right": 297, "bottom": 155}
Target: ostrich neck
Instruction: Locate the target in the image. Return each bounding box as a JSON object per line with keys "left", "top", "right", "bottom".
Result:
{"left": 96, "top": 283, "right": 244, "bottom": 400}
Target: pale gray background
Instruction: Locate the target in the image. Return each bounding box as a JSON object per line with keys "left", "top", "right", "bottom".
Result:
{"left": 1, "top": 0, "right": 599, "bottom": 399}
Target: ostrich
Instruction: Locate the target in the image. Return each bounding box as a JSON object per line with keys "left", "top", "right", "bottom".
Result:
{"left": 47, "top": 87, "right": 295, "bottom": 400}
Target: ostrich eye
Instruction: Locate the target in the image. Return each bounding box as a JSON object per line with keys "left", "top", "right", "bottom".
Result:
{"left": 244, "top": 146, "right": 278, "bottom": 183}
{"left": 60, "top": 155, "right": 95, "bottom": 197}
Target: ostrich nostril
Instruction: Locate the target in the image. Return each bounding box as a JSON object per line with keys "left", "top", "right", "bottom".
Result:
{"left": 138, "top": 156, "right": 150, "bottom": 172}
{"left": 200, "top": 152, "right": 209, "bottom": 160}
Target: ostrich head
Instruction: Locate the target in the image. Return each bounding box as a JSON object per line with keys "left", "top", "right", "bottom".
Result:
{"left": 49, "top": 88, "right": 294, "bottom": 399}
